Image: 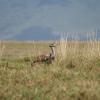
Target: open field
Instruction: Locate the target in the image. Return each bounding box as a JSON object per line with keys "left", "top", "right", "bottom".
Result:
{"left": 0, "top": 40, "right": 100, "bottom": 100}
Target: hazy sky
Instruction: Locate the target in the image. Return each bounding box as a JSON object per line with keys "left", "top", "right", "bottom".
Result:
{"left": 0, "top": 0, "right": 100, "bottom": 39}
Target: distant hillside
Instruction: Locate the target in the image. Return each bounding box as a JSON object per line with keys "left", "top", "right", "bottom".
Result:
{"left": 12, "top": 26, "right": 60, "bottom": 40}
{"left": 11, "top": 26, "right": 100, "bottom": 41}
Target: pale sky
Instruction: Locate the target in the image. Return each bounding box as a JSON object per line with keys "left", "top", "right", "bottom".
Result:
{"left": 0, "top": 0, "right": 100, "bottom": 40}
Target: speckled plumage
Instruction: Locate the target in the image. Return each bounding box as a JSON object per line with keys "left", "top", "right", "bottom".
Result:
{"left": 31, "top": 43, "right": 56, "bottom": 65}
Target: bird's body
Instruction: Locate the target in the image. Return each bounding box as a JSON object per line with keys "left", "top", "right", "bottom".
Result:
{"left": 31, "top": 43, "right": 56, "bottom": 65}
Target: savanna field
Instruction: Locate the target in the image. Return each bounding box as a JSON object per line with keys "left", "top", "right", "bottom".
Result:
{"left": 0, "top": 40, "right": 100, "bottom": 100}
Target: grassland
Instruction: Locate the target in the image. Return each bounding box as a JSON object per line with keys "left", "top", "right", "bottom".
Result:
{"left": 0, "top": 40, "right": 100, "bottom": 100}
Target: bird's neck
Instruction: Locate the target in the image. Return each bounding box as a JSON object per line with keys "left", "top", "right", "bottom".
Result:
{"left": 50, "top": 47, "right": 55, "bottom": 56}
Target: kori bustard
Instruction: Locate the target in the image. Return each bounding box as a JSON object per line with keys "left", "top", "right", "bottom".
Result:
{"left": 31, "top": 43, "right": 56, "bottom": 65}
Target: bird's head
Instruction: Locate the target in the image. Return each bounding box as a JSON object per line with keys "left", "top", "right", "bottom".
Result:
{"left": 49, "top": 42, "right": 56, "bottom": 47}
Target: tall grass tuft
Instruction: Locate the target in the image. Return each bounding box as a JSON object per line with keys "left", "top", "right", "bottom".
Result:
{"left": 56, "top": 32, "right": 100, "bottom": 68}
{"left": 0, "top": 40, "right": 5, "bottom": 61}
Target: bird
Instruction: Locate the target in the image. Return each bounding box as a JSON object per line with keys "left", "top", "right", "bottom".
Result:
{"left": 31, "top": 43, "right": 56, "bottom": 65}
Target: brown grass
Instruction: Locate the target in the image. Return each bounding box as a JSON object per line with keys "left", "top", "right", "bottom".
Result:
{"left": 0, "top": 39, "right": 100, "bottom": 100}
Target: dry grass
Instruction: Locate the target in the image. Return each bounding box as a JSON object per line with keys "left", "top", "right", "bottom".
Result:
{"left": 0, "top": 41, "right": 5, "bottom": 61}
{"left": 0, "top": 39, "right": 100, "bottom": 100}
{"left": 56, "top": 36, "right": 100, "bottom": 68}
